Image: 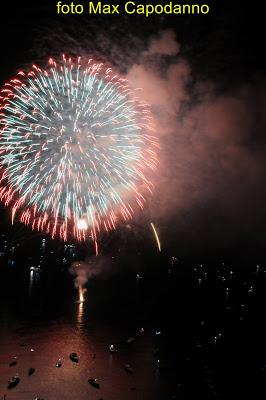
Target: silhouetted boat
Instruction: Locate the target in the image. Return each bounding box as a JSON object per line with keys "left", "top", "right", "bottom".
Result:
{"left": 88, "top": 378, "right": 100, "bottom": 388}
{"left": 124, "top": 364, "right": 133, "bottom": 373}
{"left": 28, "top": 367, "right": 35, "bottom": 376}
{"left": 69, "top": 352, "right": 79, "bottom": 363}
{"left": 9, "top": 357, "right": 17, "bottom": 367}
{"left": 8, "top": 375, "right": 20, "bottom": 389}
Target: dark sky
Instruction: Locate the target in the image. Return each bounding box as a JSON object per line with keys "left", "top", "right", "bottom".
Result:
{"left": 0, "top": 0, "right": 265, "bottom": 258}
{"left": 0, "top": 1, "right": 263, "bottom": 75}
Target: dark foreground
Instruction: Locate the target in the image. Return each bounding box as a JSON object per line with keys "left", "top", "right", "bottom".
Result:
{"left": 0, "top": 236, "right": 266, "bottom": 399}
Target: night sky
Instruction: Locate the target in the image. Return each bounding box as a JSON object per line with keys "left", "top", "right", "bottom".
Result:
{"left": 0, "top": 0, "right": 265, "bottom": 257}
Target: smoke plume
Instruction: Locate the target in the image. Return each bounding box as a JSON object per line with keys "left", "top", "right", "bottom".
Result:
{"left": 69, "top": 256, "right": 114, "bottom": 289}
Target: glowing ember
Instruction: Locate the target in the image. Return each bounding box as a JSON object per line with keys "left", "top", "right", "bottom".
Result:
{"left": 79, "top": 286, "right": 85, "bottom": 303}
{"left": 150, "top": 222, "right": 161, "bottom": 252}
{"left": 77, "top": 218, "right": 88, "bottom": 230}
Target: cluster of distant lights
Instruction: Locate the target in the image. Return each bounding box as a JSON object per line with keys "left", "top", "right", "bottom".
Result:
{"left": 0, "top": 234, "right": 78, "bottom": 270}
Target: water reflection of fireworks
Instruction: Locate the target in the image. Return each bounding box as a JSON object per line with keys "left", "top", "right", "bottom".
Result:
{"left": 77, "top": 300, "right": 84, "bottom": 327}
{"left": 76, "top": 286, "right": 86, "bottom": 328}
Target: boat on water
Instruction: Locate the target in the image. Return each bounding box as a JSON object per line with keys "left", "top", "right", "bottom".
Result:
{"left": 56, "top": 359, "right": 62, "bottom": 368}
{"left": 28, "top": 367, "right": 35, "bottom": 376}
{"left": 124, "top": 364, "right": 133, "bottom": 373}
{"left": 69, "top": 352, "right": 79, "bottom": 363}
{"left": 126, "top": 337, "right": 135, "bottom": 344}
{"left": 30, "top": 265, "right": 41, "bottom": 273}
{"left": 8, "top": 375, "right": 20, "bottom": 389}
{"left": 109, "top": 344, "right": 118, "bottom": 353}
{"left": 9, "top": 357, "right": 17, "bottom": 367}
{"left": 88, "top": 378, "right": 100, "bottom": 389}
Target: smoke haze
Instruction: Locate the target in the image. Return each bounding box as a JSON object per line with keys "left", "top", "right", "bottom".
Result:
{"left": 69, "top": 256, "right": 114, "bottom": 287}
{"left": 124, "top": 30, "right": 266, "bottom": 250}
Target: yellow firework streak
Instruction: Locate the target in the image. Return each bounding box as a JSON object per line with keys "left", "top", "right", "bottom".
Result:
{"left": 150, "top": 222, "right": 161, "bottom": 252}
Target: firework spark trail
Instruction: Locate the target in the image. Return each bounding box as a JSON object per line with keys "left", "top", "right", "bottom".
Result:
{"left": 150, "top": 222, "right": 161, "bottom": 252}
{"left": 0, "top": 56, "right": 158, "bottom": 250}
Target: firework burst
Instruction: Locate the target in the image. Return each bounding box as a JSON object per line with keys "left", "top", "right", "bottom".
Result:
{"left": 0, "top": 56, "right": 158, "bottom": 251}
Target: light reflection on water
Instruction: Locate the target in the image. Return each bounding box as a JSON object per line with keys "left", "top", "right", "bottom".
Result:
{"left": 0, "top": 310, "right": 164, "bottom": 400}
{"left": 2, "top": 252, "right": 263, "bottom": 400}
{"left": 0, "top": 269, "right": 168, "bottom": 400}
{"left": 76, "top": 299, "right": 85, "bottom": 329}
{"left": 28, "top": 270, "right": 41, "bottom": 296}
